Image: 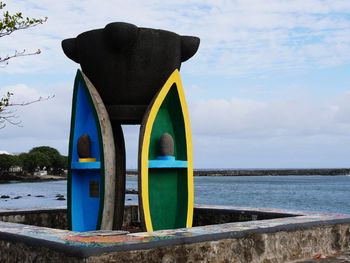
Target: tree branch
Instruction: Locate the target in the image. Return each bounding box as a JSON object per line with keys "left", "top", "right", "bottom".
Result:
{"left": 0, "top": 17, "right": 47, "bottom": 38}
{"left": 0, "top": 1, "right": 47, "bottom": 66}
{"left": 8, "top": 94, "right": 55, "bottom": 107}
{"left": 0, "top": 93, "right": 55, "bottom": 129}
{"left": 0, "top": 108, "right": 21, "bottom": 128}
{"left": 0, "top": 2, "right": 47, "bottom": 38}
{"left": 0, "top": 2, "right": 49, "bottom": 128}
{"left": 0, "top": 49, "right": 41, "bottom": 66}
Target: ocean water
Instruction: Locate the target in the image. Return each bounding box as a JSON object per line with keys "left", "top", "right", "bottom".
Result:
{"left": 0, "top": 175, "right": 349, "bottom": 214}
{"left": 193, "top": 175, "right": 350, "bottom": 214}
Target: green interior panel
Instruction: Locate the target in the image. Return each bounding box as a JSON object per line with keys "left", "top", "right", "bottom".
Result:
{"left": 149, "top": 169, "right": 188, "bottom": 230}
{"left": 148, "top": 84, "right": 189, "bottom": 230}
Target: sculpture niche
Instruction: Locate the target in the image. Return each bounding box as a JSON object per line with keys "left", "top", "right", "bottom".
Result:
{"left": 62, "top": 22, "right": 200, "bottom": 232}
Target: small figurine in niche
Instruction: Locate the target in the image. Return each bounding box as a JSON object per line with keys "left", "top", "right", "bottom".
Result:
{"left": 158, "top": 133, "right": 175, "bottom": 159}
{"left": 77, "top": 134, "right": 96, "bottom": 162}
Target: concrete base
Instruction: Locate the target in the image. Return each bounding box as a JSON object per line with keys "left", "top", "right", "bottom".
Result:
{"left": 0, "top": 205, "right": 349, "bottom": 262}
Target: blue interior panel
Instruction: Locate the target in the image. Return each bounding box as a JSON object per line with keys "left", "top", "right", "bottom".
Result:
{"left": 70, "top": 81, "right": 102, "bottom": 231}
{"left": 72, "top": 170, "right": 100, "bottom": 231}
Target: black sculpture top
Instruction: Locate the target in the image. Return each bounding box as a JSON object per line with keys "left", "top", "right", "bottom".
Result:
{"left": 62, "top": 22, "right": 200, "bottom": 123}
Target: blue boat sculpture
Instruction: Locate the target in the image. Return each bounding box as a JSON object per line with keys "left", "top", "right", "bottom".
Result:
{"left": 68, "top": 70, "right": 117, "bottom": 231}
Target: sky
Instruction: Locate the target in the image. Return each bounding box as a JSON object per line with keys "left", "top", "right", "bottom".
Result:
{"left": 1, "top": 0, "right": 350, "bottom": 169}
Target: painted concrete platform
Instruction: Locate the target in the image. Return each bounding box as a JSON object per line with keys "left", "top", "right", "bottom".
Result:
{"left": 0, "top": 205, "right": 350, "bottom": 262}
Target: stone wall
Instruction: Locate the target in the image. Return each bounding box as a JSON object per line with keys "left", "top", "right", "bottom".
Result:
{"left": 0, "top": 240, "right": 82, "bottom": 263}
{"left": 0, "top": 206, "right": 349, "bottom": 262}
{"left": 0, "top": 209, "right": 68, "bottom": 229}
{"left": 0, "top": 205, "right": 291, "bottom": 230}
{"left": 0, "top": 223, "right": 347, "bottom": 263}
{"left": 193, "top": 207, "right": 295, "bottom": 226}
{"left": 86, "top": 224, "right": 350, "bottom": 263}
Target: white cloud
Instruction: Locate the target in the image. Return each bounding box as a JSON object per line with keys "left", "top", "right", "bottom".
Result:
{"left": 188, "top": 91, "right": 350, "bottom": 168}
{"left": 190, "top": 92, "right": 350, "bottom": 137}
{"left": 1, "top": 83, "right": 350, "bottom": 168}
{"left": 1, "top": 0, "right": 350, "bottom": 168}
{"left": 122, "top": 125, "right": 140, "bottom": 170}
{"left": 192, "top": 133, "right": 350, "bottom": 168}
{"left": 0, "top": 83, "right": 72, "bottom": 155}
{"left": 1, "top": 0, "right": 350, "bottom": 75}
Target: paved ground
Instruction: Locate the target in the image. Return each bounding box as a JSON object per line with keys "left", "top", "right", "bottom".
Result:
{"left": 294, "top": 251, "right": 350, "bottom": 262}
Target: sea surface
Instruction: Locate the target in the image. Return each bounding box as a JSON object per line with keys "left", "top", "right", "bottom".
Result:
{"left": 0, "top": 175, "right": 350, "bottom": 214}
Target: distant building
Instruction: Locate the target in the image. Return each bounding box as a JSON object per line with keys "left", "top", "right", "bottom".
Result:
{"left": 9, "top": 166, "right": 22, "bottom": 173}
{"left": 33, "top": 170, "right": 48, "bottom": 176}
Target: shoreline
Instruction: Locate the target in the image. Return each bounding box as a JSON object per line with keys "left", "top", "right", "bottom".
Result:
{"left": 0, "top": 173, "right": 66, "bottom": 184}
{"left": 1, "top": 168, "right": 350, "bottom": 183}
{"left": 194, "top": 168, "right": 350, "bottom": 176}
{"left": 126, "top": 168, "right": 350, "bottom": 176}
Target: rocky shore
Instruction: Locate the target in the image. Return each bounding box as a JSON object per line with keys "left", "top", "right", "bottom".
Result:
{"left": 2, "top": 169, "right": 349, "bottom": 183}
{"left": 195, "top": 168, "right": 350, "bottom": 176}
{"left": 0, "top": 173, "right": 66, "bottom": 184}
{"left": 127, "top": 168, "right": 350, "bottom": 176}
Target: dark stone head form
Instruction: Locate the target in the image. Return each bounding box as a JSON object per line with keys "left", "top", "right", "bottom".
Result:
{"left": 77, "top": 134, "right": 91, "bottom": 158}
{"left": 62, "top": 22, "right": 200, "bottom": 123}
{"left": 159, "top": 133, "right": 174, "bottom": 156}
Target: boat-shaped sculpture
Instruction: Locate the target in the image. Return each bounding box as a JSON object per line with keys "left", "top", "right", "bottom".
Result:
{"left": 139, "top": 69, "right": 194, "bottom": 231}
{"left": 68, "top": 70, "right": 117, "bottom": 231}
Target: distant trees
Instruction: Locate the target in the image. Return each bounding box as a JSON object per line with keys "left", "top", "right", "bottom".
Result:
{"left": 0, "top": 146, "right": 67, "bottom": 175}
{"left": 0, "top": 153, "right": 18, "bottom": 172}
{"left": 19, "top": 151, "right": 50, "bottom": 172}
{"left": 28, "top": 146, "right": 67, "bottom": 173}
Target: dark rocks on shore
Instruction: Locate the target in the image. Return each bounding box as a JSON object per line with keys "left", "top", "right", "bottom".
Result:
{"left": 0, "top": 195, "right": 9, "bottom": 199}
{"left": 193, "top": 168, "right": 350, "bottom": 176}
{"left": 126, "top": 189, "right": 138, "bottom": 194}
{"left": 126, "top": 169, "right": 350, "bottom": 176}
{"left": 55, "top": 194, "right": 65, "bottom": 200}
{"left": 0, "top": 172, "right": 66, "bottom": 184}
{"left": 13, "top": 196, "right": 22, "bottom": 199}
{"left": 35, "top": 195, "right": 45, "bottom": 198}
